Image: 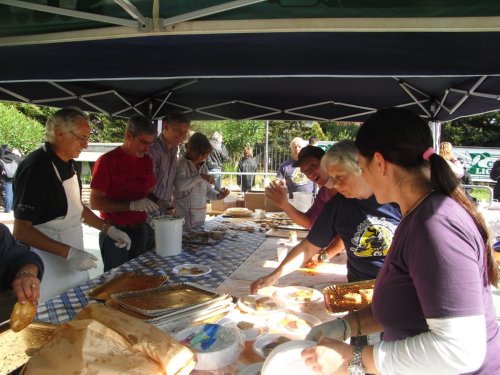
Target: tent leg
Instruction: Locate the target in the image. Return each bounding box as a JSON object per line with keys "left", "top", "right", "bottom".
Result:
{"left": 428, "top": 120, "right": 441, "bottom": 152}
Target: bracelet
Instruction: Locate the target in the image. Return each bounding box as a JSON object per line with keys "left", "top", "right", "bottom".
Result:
{"left": 101, "top": 220, "right": 109, "bottom": 234}
{"left": 354, "top": 310, "right": 362, "bottom": 337}
{"left": 16, "top": 270, "right": 37, "bottom": 278}
{"left": 339, "top": 318, "right": 348, "bottom": 341}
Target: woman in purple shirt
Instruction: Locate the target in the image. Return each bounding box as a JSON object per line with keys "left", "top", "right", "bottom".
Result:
{"left": 304, "top": 108, "right": 500, "bottom": 374}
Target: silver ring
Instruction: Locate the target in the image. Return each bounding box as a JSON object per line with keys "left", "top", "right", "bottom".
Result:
{"left": 31, "top": 284, "right": 38, "bottom": 288}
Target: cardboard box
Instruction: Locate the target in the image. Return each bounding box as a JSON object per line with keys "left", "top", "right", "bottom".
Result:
{"left": 210, "top": 193, "right": 238, "bottom": 211}
{"left": 244, "top": 192, "right": 284, "bottom": 212}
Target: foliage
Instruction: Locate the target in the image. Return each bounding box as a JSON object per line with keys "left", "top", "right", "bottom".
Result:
{"left": 441, "top": 112, "right": 500, "bottom": 147}
{"left": 87, "top": 113, "right": 127, "bottom": 142}
{"left": 320, "top": 121, "right": 359, "bottom": 141}
{"left": 191, "top": 120, "right": 267, "bottom": 157}
{"left": 0, "top": 103, "right": 45, "bottom": 154}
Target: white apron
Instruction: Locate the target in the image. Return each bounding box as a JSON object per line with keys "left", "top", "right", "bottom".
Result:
{"left": 32, "top": 164, "right": 89, "bottom": 302}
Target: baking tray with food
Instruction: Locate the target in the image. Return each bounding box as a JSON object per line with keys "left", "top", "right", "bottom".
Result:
{"left": 182, "top": 230, "right": 226, "bottom": 245}
{"left": 0, "top": 321, "right": 57, "bottom": 375}
{"left": 112, "top": 283, "right": 226, "bottom": 316}
{"left": 322, "top": 279, "right": 375, "bottom": 314}
{"left": 86, "top": 272, "right": 169, "bottom": 301}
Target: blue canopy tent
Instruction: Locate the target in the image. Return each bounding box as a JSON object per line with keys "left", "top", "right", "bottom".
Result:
{"left": 0, "top": 0, "right": 500, "bottom": 124}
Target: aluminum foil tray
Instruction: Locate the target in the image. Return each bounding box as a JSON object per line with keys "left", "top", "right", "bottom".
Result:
{"left": 0, "top": 321, "right": 57, "bottom": 374}
{"left": 87, "top": 272, "right": 169, "bottom": 301}
{"left": 112, "top": 283, "right": 223, "bottom": 317}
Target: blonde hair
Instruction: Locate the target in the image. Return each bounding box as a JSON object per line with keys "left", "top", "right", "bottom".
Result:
{"left": 321, "top": 140, "right": 361, "bottom": 176}
{"left": 243, "top": 147, "right": 253, "bottom": 158}
{"left": 439, "top": 142, "right": 453, "bottom": 161}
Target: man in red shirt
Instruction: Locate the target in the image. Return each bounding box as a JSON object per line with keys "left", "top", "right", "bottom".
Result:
{"left": 90, "top": 115, "right": 161, "bottom": 271}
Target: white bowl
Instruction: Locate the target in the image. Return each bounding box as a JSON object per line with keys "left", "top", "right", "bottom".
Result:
{"left": 174, "top": 324, "right": 243, "bottom": 370}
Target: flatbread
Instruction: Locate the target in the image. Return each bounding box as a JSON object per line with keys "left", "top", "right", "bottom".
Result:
{"left": 10, "top": 302, "right": 36, "bottom": 332}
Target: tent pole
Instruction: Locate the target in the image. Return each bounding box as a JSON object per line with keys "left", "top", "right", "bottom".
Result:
{"left": 264, "top": 120, "right": 269, "bottom": 187}
{"left": 428, "top": 120, "right": 441, "bottom": 153}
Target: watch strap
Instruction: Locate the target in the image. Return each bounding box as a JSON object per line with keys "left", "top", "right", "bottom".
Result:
{"left": 347, "top": 343, "right": 365, "bottom": 375}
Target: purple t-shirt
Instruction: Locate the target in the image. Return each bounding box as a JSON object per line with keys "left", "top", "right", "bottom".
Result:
{"left": 277, "top": 159, "right": 313, "bottom": 198}
{"left": 304, "top": 186, "right": 334, "bottom": 228}
{"left": 372, "top": 192, "right": 500, "bottom": 374}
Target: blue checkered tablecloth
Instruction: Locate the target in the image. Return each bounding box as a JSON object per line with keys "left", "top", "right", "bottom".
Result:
{"left": 35, "top": 221, "right": 266, "bottom": 324}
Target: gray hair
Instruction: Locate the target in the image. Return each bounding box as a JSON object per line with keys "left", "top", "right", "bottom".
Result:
{"left": 45, "top": 107, "right": 88, "bottom": 143}
{"left": 321, "top": 140, "right": 361, "bottom": 176}
{"left": 127, "top": 114, "right": 157, "bottom": 137}
{"left": 290, "top": 137, "right": 306, "bottom": 147}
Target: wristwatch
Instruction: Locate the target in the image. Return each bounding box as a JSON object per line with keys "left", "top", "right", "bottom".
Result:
{"left": 347, "top": 343, "right": 366, "bottom": 375}
{"left": 318, "top": 250, "right": 329, "bottom": 263}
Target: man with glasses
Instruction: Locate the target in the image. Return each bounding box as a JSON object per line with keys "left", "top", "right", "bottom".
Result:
{"left": 90, "top": 114, "right": 161, "bottom": 271}
{"left": 147, "top": 111, "right": 190, "bottom": 217}
{"left": 13, "top": 107, "right": 131, "bottom": 301}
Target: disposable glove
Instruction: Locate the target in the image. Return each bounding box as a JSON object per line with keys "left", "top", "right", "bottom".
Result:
{"left": 67, "top": 247, "right": 98, "bottom": 271}
{"left": 129, "top": 198, "right": 159, "bottom": 212}
{"left": 305, "top": 318, "right": 351, "bottom": 342}
{"left": 107, "top": 226, "right": 132, "bottom": 250}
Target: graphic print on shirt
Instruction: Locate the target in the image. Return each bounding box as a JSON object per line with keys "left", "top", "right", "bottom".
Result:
{"left": 290, "top": 167, "right": 309, "bottom": 186}
{"left": 350, "top": 216, "right": 397, "bottom": 257}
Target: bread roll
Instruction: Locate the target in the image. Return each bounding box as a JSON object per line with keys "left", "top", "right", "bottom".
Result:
{"left": 359, "top": 288, "right": 374, "bottom": 304}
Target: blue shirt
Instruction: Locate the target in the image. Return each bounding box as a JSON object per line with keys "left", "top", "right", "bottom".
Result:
{"left": 307, "top": 194, "right": 401, "bottom": 281}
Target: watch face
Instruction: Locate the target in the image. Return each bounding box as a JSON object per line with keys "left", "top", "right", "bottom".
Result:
{"left": 319, "top": 252, "right": 328, "bottom": 261}
{"left": 347, "top": 364, "right": 365, "bottom": 375}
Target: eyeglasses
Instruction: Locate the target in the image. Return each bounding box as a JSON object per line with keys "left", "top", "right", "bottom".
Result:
{"left": 69, "top": 131, "right": 89, "bottom": 143}
{"left": 134, "top": 136, "right": 155, "bottom": 147}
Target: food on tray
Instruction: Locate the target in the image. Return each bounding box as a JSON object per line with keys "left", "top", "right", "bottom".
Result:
{"left": 240, "top": 295, "right": 279, "bottom": 312}
{"left": 10, "top": 302, "right": 36, "bottom": 332}
{"left": 288, "top": 289, "right": 315, "bottom": 303}
{"left": 277, "top": 313, "right": 313, "bottom": 333}
{"left": 87, "top": 272, "right": 169, "bottom": 300}
{"left": 323, "top": 279, "right": 375, "bottom": 314}
{"left": 182, "top": 231, "right": 225, "bottom": 244}
{"left": 343, "top": 292, "right": 362, "bottom": 305}
{"left": 22, "top": 304, "right": 196, "bottom": 375}
{"left": 224, "top": 207, "right": 253, "bottom": 217}
{"left": 262, "top": 336, "right": 291, "bottom": 357}
{"left": 179, "top": 267, "right": 205, "bottom": 275}
{"left": 359, "top": 288, "right": 374, "bottom": 304}
{"left": 237, "top": 321, "right": 255, "bottom": 330}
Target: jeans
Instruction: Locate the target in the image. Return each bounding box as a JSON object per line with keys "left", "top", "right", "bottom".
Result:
{"left": 3, "top": 181, "right": 12, "bottom": 212}
{"left": 99, "top": 222, "right": 155, "bottom": 272}
{"left": 211, "top": 168, "right": 222, "bottom": 189}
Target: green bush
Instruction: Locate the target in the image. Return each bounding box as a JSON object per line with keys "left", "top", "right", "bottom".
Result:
{"left": 0, "top": 103, "right": 45, "bottom": 154}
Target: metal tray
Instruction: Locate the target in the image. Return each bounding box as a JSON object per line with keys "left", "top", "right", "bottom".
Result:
{"left": 112, "top": 283, "right": 223, "bottom": 316}
{"left": 0, "top": 321, "right": 57, "bottom": 374}
{"left": 182, "top": 231, "right": 226, "bottom": 245}
{"left": 323, "top": 279, "right": 375, "bottom": 314}
{"left": 86, "top": 272, "right": 169, "bottom": 301}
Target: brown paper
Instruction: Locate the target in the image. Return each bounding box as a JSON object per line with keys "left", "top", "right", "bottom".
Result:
{"left": 22, "top": 304, "right": 196, "bottom": 375}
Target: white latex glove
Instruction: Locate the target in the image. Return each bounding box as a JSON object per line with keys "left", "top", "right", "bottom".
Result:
{"left": 305, "top": 318, "right": 351, "bottom": 342}
{"left": 67, "top": 247, "right": 98, "bottom": 271}
{"left": 107, "top": 226, "right": 132, "bottom": 250}
{"left": 129, "top": 198, "right": 159, "bottom": 212}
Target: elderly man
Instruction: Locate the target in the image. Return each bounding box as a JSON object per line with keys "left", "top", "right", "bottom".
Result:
{"left": 147, "top": 111, "right": 190, "bottom": 214}
{"left": 276, "top": 137, "right": 313, "bottom": 198}
{"left": 13, "top": 107, "right": 131, "bottom": 301}
{"left": 90, "top": 114, "right": 161, "bottom": 271}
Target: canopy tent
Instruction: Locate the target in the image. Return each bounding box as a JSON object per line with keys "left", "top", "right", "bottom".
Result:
{"left": 1, "top": 0, "right": 500, "bottom": 122}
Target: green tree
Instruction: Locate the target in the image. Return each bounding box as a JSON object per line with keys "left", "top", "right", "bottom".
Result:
{"left": 0, "top": 103, "right": 45, "bottom": 154}
{"left": 320, "top": 121, "right": 359, "bottom": 141}
{"left": 441, "top": 112, "right": 500, "bottom": 147}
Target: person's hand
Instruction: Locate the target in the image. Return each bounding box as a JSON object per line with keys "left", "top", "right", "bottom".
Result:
{"left": 250, "top": 273, "right": 280, "bottom": 294}
{"left": 201, "top": 174, "right": 215, "bottom": 184}
{"left": 11, "top": 268, "right": 40, "bottom": 304}
{"left": 157, "top": 199, "right": 174, "bottom": 212}
{"left": 305, "top": 318, "right": 351, "bottom": 342}
{"left": 217, "top": 187, "right": 230, "bottom": 200}
{"left": 107, "top": 226, "right": 132, "bottom": 250}
{"left": 67, "top": 247, "right": 98, "bottom": 271}
{"left": 129, "top": 198, "right": 159, "bottom": 212}
{"left": 265, "top": 181, "right": 288, "bottom": 208}
{"left": 302, "top": 338, "right": 353, "bottom": 374}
